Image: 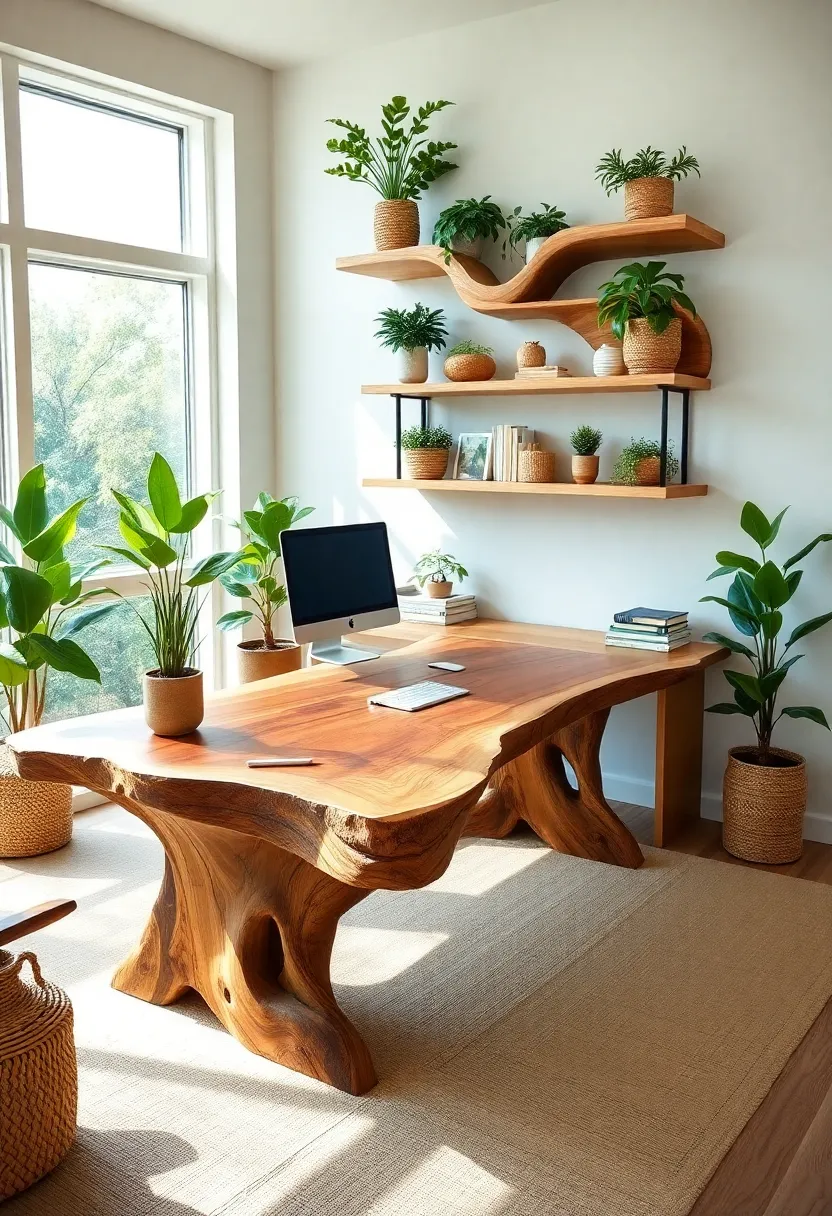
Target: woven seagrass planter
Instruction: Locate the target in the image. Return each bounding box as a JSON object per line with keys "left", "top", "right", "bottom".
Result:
{"left": 572, "top": 454, "right": 600, "bottom": 485}
{"left": 0, "top": 949, "right": 77, "bottom": 1200}
{"left": 237, "top": 641, "right": 301, "bottom": 685}
{"left": 518, "top": 447, "right": 556, "bottom": 483}
{"left": 723, "top": 746, "right": 807, "bottom": 864}
{"left": 624, "top": 176, "right": 674, "bottom": 221}
{"left": 444, "top": 353, "right": 497, "bottom": 382}
{"left": 517, "top": 341, "right": 546, "bottom": 369}
{"left": 634, "top": 456, "right": 662, "bottom": 486}
{"left": 623, "top": 317, "right": 682, "bottom": 375}
{"left": 373, "top": 200, "right": 419, "bottom": 251}
{"left": 0, "top": 744, "right": 72, "bottom": 859}
{"left": 143, "top": 669, "right": 204, "bottom": 737}
{"left": 403, "top": 449, "right": 449, "bottom": 480}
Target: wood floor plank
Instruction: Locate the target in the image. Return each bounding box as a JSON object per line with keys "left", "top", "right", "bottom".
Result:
{"left": 764, "top": 1084, "right": 832, "bottom": 1215}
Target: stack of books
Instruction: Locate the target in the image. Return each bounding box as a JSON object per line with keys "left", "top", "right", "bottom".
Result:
{"left": 605, "top": 607, "right": 691, "bottom": 652}
{"left": 398, "top": 593, "right": 477, "bottom": 626}
{"left": 513, "top": 365, "right": 572, "bottom": 380}
{"left": 492, "top": 425, "right": 535, "bottom": 481}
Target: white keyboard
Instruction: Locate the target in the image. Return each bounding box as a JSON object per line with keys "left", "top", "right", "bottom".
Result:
{"left": 367, "top": 681, "right": 470, "bottom": 712}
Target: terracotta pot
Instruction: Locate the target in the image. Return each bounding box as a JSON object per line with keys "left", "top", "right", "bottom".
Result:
{"left": 624, "top": 176, "right": 674, "bottom": 221}
{"left": 397, "top": 346, "right": 428, "bottom": 384}
{"left": 634, "top": 456, "right": 662, "bottom": 486}
{"left": 444, "top": 352, "right": 497, "bottom": 382}
{"left": 426, "top": 580, "right": 453, "bottom": 599}
{"left": 623, "top": 317, "right": 682, "bottom": 375}
{"left": 143, "top": 669, "right": 204, "bottom": 737}
{"left": 403, "top": 448, "right": 449, "bottom": 480}
{"left": 374, "top": 199, "right": 419, "bottom": 251}
{"left": 723, "top": 746, "right": 807, "bottom": 864}
{"left": 572, "top": 454, "right": 600, "bottom": 485}
{"left": 0, "top": 743, "right": 72, "bottom": 859}
{"left": 237, "top": 641, "right": 302, "bottom": 684}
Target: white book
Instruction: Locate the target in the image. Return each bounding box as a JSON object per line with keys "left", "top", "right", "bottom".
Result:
{"left": 398, "top": 598, "right": 476, "bottom": 614}
{"left": 605, "top": 635, "right": 691, "bottom": 652}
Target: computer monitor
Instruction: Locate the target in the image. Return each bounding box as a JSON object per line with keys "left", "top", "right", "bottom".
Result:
{"left": 281, "top": 522, "right": 400, "bottom": 664}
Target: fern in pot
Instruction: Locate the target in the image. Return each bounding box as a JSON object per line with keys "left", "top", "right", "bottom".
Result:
{"left": 595, "top": 146, "right": 700, "bottom": 221}
{"left": 432, "top": 196, "right": 506, "bottom": 263}
{"left": 700, "top": 502, "right": 832, "bottom": 864}
{"left": 401, "top": 424, "right": 453, "bottom": 481}
{"left": 504, "top": 203, "right": 569, "bottom": 262}
{"left": 374, "top": 303, "right": 447, "bottom": 384}
{"left": 597, "top": 261, "right": 696, "bottom": 375}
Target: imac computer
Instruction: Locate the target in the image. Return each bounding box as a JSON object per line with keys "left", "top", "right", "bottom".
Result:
{"left": 281, "top": 521, "right": 400, "bottom": 664}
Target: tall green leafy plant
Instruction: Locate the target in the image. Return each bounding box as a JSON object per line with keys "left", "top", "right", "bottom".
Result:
{"left": 325, "top": 97, "right": 457, "bottom": 200}
{"left": 701, "top": 502, "right": 832, "bottom": 764}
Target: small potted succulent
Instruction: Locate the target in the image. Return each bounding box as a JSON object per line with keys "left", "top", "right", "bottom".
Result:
{"left": 401, "top": 424, "right": 453, "bottom": 480}
{"left": 374, "top": 303, "right": 447, "bottom": 384}
{"left": 570, "top": 425, "right": 603, "bottom": 485}
{"left": 325, "top": 96, "right": 457, "bottom": 250}
{"left": 597, "top": 261, "right": 696, "bottom": 375}
{"left": 701, "top": 501, "right": 832, "bottom": 863}
{"left": 612, "top": 437, "right": 679, "bottom": 487}
{"left": 444, "top": 340, "right": 496, "bottom": 382}
{"left": 504, "top": 203, "right": 569, "bottom": 261}
{"left": 412, "top": 550, "right": 468, "bottom": 599}
{"left": 595, "top": 146, "right": 700, "bottom": 221}
{"left": 218, "top": 493, "right": 314, "bottom": 683}
{"left": 432, "top": 196, "right": 506, "bottom": 263}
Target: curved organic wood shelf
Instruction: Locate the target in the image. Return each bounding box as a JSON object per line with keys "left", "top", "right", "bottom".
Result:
{"left": 362, "top": 373, "right": 710, "bottom": 397}
{"left": 363, "top": 478, "right": 708, "bottom": 499}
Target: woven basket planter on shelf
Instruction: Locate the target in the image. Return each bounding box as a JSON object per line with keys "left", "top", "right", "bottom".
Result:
{"left": 723, "top": 747, "right": 807, "bottom": 864}
{"left": 624, "top": 176, "right": 674, "bottom": 221}
{"left": 634, "top": 456, "right": 662, "bottom": 486}
{"left": 623, "top": 317, "right": 681, "bottom": 375}
{"left": 444, "top": 353, "right": 496, "bottom": 382}
{"left": 403, "top": 448, "right": 449, "bottom": 480}
{"left": 0, "top": 744, "right": 72, "bottom": 859}
{"left": 516, "top": 341, "right": 546, "bottom": 369}
{"left": 373, "top": 200, "right": 419, "bottom": 251}
{"left": 0, "top": 949, "right": 77, "bottom": 1200}
{"left": 518, "top": 448, "right": 556, "bottom": 483}
{"left": 572, "top": 454, "right": 600, "bottom": 485}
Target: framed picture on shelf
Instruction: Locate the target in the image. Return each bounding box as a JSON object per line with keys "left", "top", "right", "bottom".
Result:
{"left": 453, "top": 432, "right": 493, "bottom": 480}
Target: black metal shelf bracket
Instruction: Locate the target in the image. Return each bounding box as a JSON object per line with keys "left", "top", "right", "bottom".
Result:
{"left": 658, "top": 386, "right": 692, "bottom": 486}
{"left": 393, "top": 393, "right": 430, "bottom": 479}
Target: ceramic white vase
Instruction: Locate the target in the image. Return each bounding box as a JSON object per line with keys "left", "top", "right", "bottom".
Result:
{"left": 592, "top": 343, "right": 626, "bottom": 377}
{"left": 398, "top": 346, "right": 429, "bottom": 383}
{"left": 525, "top": 236, "right": 546, "bottom": 262}
{"left": 451, "top": 235, "right": 483, "bottom": 259}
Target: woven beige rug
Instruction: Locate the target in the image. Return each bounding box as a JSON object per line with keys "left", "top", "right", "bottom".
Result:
{"left": 3, "top": 805, "right": 832, "bottom": 1216}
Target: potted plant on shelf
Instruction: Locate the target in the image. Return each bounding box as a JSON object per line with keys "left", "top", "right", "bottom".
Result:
{"left": 106, "top": 453, "right": 242, "bottom": 737}
{"left": 401, "top": 424, "right": 453, "bottom": 481}
{"left": 218, "top": 493, "right": 314, "bottom": 684}
{"left": 595, "top": 146, "right": 700, "bottom": 221}
{"left": 444, "top": 341, "right": 496, "bottom": 382}
{"left": 700, "top": 502, "right": 832, "bottom": 863}
{"left": 374, "top": 303, "right": 447, "bottom": 384}
{"left": 325, "top": 96, "right": 457, "bottom": 251}
{"left": 412, "top": 551, "right": 468, "bottom": 599}
{"left": 504, "top": 203, "right": 569, "bottom": 262}
{"left": 570, "top": 426, "right": 603, "bottom": 485}
{"left": 611, "top": 438, "right": 679, "bottom": 486}
{"left": 597, "top": 261, "right": 696, "bottom": 375}
{"left": 0, "top": 464, "right": 117, "bottom": 858}
{"left": 432, "top": 196, "right": 506, "bottom": 263}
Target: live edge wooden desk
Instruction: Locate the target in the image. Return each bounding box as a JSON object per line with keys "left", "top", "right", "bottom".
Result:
{"left": 8, "top": 620, "right": 726, "bottom": 1096}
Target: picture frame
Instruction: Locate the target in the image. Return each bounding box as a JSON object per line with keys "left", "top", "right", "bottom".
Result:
{"left": 453, "top": 432, "right": 493, "bottom": 481}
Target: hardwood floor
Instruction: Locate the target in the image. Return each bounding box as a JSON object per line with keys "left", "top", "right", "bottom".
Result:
{"left": 618, "top": 803, "right": 832, "bottom": 1215}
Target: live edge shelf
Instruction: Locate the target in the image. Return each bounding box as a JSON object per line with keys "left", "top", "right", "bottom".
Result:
{"left": 362, "top": 480, "right": 708, "bottom": 500}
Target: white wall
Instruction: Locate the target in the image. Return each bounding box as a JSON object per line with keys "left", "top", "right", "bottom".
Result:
{"left": 274, "top": 0, "right": 832, "bottom": 838}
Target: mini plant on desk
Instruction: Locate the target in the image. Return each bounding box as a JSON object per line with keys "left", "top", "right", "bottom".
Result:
{"left": 611, "top": 437, "right": 679, "bottom": 487}
{"left": 400, "top": 424, "right": 453, "bottom": 481}
{"left": 595, "top": 146, "right": 700, "bottom": 220}
{"left": 504, "top": 203, "right": 569, "bottom": 262}
{"left": 444, "top": 340, "right": 496, "bottom": 383}
{"left": 432, "top": 196, "right": 506, "bottom": 263}
{"left": 374, "top": 303, "right": 447, "bottom": 385}
{"left": 570, "top": 425, "right": 603, "bottom": 485}
{"left": 597, "top": 261, "right": 696, "bottom": 376}
{"left": 412, "top": 551, "right": 468, "bottom": 599}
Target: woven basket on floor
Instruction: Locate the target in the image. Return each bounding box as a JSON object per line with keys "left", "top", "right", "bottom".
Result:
{"left": 0, "top": 949, "right": 77, "bottom": 1200}
{"left": 723, "top": 746, "right": 807, "bottom": 864}
{"left": 403, "top": 448, "right": 449, "bottom": 480}
{"left": 518, "top": 448, "right": 556, "bottom": 483}
{"left": 0, "top": 743, "right": 72, "bottom": 859}
{"left": 623, "top": 317, "right": 681, "bottom": 375}
{"left": 624, "top": 176, "right": 674, "bottom": 220}
{"left": 373, "top": 200, "right": 419, "bottom": 251}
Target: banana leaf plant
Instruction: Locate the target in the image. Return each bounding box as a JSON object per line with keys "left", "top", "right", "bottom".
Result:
{"left": 0, "top": 465, "right": 117, "bottom": 733}
{"left": 700, "top": 501, "right": 832, "bottom": 764}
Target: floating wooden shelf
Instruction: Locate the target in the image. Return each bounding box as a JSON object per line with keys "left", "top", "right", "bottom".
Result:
{"left": 362, "top": 373, "right": 710, "bottom": 398}
{"left": 363, "top": 478, "right": 708, "bottom": 499}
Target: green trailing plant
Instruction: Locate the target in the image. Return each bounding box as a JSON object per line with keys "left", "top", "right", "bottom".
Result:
{"left": 504, "top": 203, "right": 569, "bottom": 255}
{"left": 595, "top": 146, "right": 700, "bottom": 195}
{"left": 446, "top": 340, "right": 493, "bottom": 357}
{"left": 597, "top": 261, "right": 696, "bottom": 338}
{"left": 218, "top": 494, "right": 314, "bottom": 649}
{"left": 325, "top": 96, "right": 457, "bottom": 200}
{"left": 700, "top": 502, "right": 832, "bottom": 765}
{"left": 374, "top": 303, "right": 447, "bottom": 353}
{"left": 0, "top": 465, "right": 118, "bottom": 732}
{"left": 400, "top": 425, "right": 452, "bottom": 451}
{"left": 412, "top": 551, "right": 468, "bottom": 587}
{"left": 106, "top": 454, "right": 242, "bottom": 679}
{"left": 611, "top": 438, "right": 679, "bottom": 485}
{"left": 432, "top": 196, "right": 506, "bottom": 264}
{"left": 570, "top": 425, "right": 603, "bottom": 456}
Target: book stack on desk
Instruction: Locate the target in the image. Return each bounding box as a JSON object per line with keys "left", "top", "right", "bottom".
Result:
{"left": 605, "top": 607, "right": 691, "bottom": 652}
{"left": 398, "top": 593, "right": 477, "bottom": 625}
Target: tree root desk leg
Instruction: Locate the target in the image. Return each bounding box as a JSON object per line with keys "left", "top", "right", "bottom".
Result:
{"left": 467, "top": 709, "right": 644, "bottom": 869}
{"left": 112, "top": 809, "right": 377, "bottom": 1095}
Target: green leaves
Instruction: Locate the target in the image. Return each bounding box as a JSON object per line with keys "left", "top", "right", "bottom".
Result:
{"left": 740, "top": 501, "right": 774, "bottom": 549}
{"left": 753, "top": 561, "right": 791, "bottom": 609}
{"left": 58, "top": 602, "right": 119, "bottom": 640}
{"left": 23, "top": 497, "right": 88, "bottom": 564}
{"left": 13, "top": 465, "right": 48, "bottom": 544}
{"left": 701, "top": 631, "right": 754, "bottom": 659}
{"left": 147, "top": 453, "right": 182, "bottom": 531}
{"left": 1, "top": 566, "right": 52, "bottom": 634}
{"left": 0, "top": 642, "right": 29, "bottom": 687}
{"left": 785, "top": 611, "right": 832, "bottom": 649}
{"left": 784, "top": 533, "right": 832, "bottom": 572}
{"left": 780, "top": 706, "right": 830, "bottom": 729}
{"left": 26, "top": 635, "right": 101, "bottom": 682}
{"left": 217, "top": 610, "right": 254, "bottom": 632}
{"left": 170, "top": 493, "right": 217, "bottom": 535}
{"left": 715, "top": 550, "right": 760, "bottom": 577}
{"left": 186, "top": 550, "right": 244, "bottom": 587}
{"left": 724, "top": 669, "right": 764, "bottom": 703}
{"left": 595, "top": 146, "right": 700, "bottom": 194}
{"left": 326, "top": 97, "right": 457, "bottom": 201}
{"left": 707, "top": 702, "right": 753, "bottom": 717}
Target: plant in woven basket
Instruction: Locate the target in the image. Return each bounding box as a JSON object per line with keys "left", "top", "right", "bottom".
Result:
{"left": 504, "top": 203, "right": 569, "bottom": 256}
{"left": 597, "top": 261, "right": 696, "bottom": 338}
{"left": 446, "top": 341, "right": 493, "bottom": 357}
{"left": 412, "top": 551, "right": 468, "bottom": 587}
{"left": 700, "top": 501, "right": 832, "bottom": 765}
{"left": 595, "top": 147, "right": 700, "bottom": 194}
{"left": 611, "top": 438, "right": 679, "bottom": 485}
{"left": 373, "top": 304, "right": 447, "bottom": 352}
{"left": 400, "top": 425, "right": 453, "bottom": 451}
{"left": 325, "top": 97, "right": 457, "bottom": 200}
{"left": 432, "top": 197, "right": 507, "bottom": 264}
{"left": 570, "top": 425, "right": 603, "bottom": 456}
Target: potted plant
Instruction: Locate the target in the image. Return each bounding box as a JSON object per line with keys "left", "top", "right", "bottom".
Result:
{"left": 432, "top": 196, "right": 506, "bottom": 263}
{"left": 0, "top": 464, "right": 117, "bottom": 857}
{"left": 595, "top": 146, "right": 700, "bottom": 221}
{"left": 611, "top": 438, "right": 679, "bottom": 486}
{"left": 374, "top": 303, "right": 447, "bottom": 384}
{"left": 444, "top": 341, "right": 496, "bottom": 382}
{"left": 700, "top": 502, "right": 832, "bottom": 863}
{"left": 401, "top": 424, "right": 453, "bottom": 480}
{"left": 218, "top": 493, "right": 314, "bottom": 683}
{"left": 570, "top": 426, "right": 603, "bottom": 485}
{"left": 504, "top": 203, "right": 569, "bottom": 261}
{"left": 325, "top": 96, "right": 457, "bottom": 251}
{"left": 597, "top": 260, "right": 696, "bottom": 375}
{"left": 106, "top": 454, "right": 242, "bottom": 737}
{"left": 412, "top": 551, "right": 468, "bottom": 599}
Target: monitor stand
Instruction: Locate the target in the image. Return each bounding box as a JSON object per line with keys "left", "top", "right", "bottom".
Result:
{"left": 311, "top": 639, "right": 380, "bottom": 665}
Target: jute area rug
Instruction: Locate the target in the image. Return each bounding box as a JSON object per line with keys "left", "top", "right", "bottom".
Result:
{"left": 3, "top": 804, "right": 832, "bottom": 1216}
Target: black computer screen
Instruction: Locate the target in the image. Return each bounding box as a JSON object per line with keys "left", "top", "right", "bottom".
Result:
{"left": 281, "top": 522, "right": 398, "bottom": 626}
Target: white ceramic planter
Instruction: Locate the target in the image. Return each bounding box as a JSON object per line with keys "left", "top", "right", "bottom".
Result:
{"left": 593, "top": 343, "right": 626, "bottom": 377}
{"left": 397, "top": 346, "right": 429, "bottom": 383}
{"left": 451, "top": 235, "right": 484, "bottom": 259}
{"left": 525, "top": 236, "right": 546, "bottom": 262}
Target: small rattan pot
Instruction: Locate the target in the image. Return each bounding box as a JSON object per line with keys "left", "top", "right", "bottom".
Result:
{"left": 624, "top": 176, "right": 674, "bottom": 221}
{"left": 518, "top": 448, "right": 556, "bottom": 483}
{"left": 723, "top": 746, "right": 807, "bottom": 864}
{"left": 444, "top": 353, "right": 496, "bottom": 382}
{"left": 373, "top": 199, "right": 419, "bottom": 251}
{"left": 517, "top": 341, "right": 546, "bottom": 369}
{"left": 623, "top": 317, "right": 682, "bottom": 375}
{"left": 572, "top": 454, "right": 600, "bottom": 485}
{"left": 0, "top": 949, "right": 77, "bottom": 1200}
{"left": 634, "top": 456, "right": 662, "bottom": 486}
{"left": 425, "top": 580, "right": 453, "bottom": 599}
{"left": 143, "top": 669, "right": 204, "bottom": 737}
{"left": 403, "top": 448, "right": 449, "bottom": 480}
{"left": 0, "top": 744, "right": 72, "bottom": 859}
{"left": 237, "top": 641, "right": 302, "bottom": 685}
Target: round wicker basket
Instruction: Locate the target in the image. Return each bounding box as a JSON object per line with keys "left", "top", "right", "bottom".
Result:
{"left": 0, "top": 949, "right": 77, "bottom": 1200}
{"left": 0, "top": 744, "right": 72, "bottom": 859}
{"left": 623, "top": 317, "right": 681, "bottom": 375}
{"left": 723, "top": 746, "right": 807, "bottom": 864}
{"left": 403, "top": 448, "right": 449, "bottom": 480}
{"left": 634, "top": 456, "right": 661, "bottom": 486}
{"left": 444, "top": 353, "right": 496, "bottom": 382}
{"left": 373, "top": 200, "right": 419, "bottom": 251}
{"left": 518, "top": 449, "right": 556, "bottom": 483}
{"left": 624, "top": 176, "right": 674, "bottom": 221}
{"left": 516, "top": 341, "right": 546, "bottom": 369}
